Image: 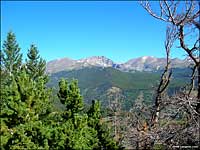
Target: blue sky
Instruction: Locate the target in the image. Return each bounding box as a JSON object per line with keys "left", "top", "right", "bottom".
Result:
{"left": 1, "top": 1, "right": 185, "bottom": 63}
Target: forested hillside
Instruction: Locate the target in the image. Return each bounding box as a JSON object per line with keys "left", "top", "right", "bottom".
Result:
{"left": 48, "top": 67, "right": 191, "bottom": 110}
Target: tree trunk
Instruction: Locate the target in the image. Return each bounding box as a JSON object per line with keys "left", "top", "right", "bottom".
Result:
{"left": 151, "top": 105, "right": 160, "bottom": 126}
{"left": 151, "top": 94, "right": 161, "bottom": 127}
{"left": 196, "top": 65, "right": 200, "bottom": 113}
{"left": 198, "top": 65, "right": 200, "bottom": 99}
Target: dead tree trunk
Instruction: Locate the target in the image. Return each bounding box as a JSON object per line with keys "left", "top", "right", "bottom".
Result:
{"left": 198, "top": 50, "right": 200, "bottom": 99}
{"left": 197, "top": 65, "right": 200, "bottom": 113}
{"left": 151, "top": 70, "right": 172, "bottom": 126}
{"left": 151, "top": 25, "right": 176, "bottom": 127}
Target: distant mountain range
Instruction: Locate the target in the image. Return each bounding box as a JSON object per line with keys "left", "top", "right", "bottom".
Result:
{"left": 46, "top": 56, "right": 191, "bottom": 74}
{"left": 46, "top": 56, "right": 192, "bottom": 110}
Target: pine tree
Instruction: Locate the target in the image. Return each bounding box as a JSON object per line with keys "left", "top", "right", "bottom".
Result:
{"left": 53, "top": 79, "right": 98, "bottom": 149}
{"left": 2, "top": 31, "right": 22, "bottom": 76}
{"left": 0, "top": 69, "right": 52, "bottom": 149}
{"left": 57, "top": 79, "right": 83, "bottom": 117}
{"left": 0, "top": 32, "right": 52, "bottom": 148}
{"left": 25, "top": 44, "right": 47, "bottom": 82}
{"left": 87, "top": 100, "right": 120, "bottom": 149}
{"left": 87, "top": 100, "right": 101, "bottom": 126}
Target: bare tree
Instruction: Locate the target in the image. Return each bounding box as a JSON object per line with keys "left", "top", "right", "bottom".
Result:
{"left": 107, "top": 87, "right": 125, "bottom": 143}
{"left": 151, "top": 25, "right": 178, "bottom": 127}
{"left": 122, "top": 19, "right": 199, "bottom": 149}
{"left": 121, "top": 2, "right": 200, "bottom": 149}
{"left": 140, "top": 0, "right": 200, "bottom": 112}
{"left": 122, "top": 31, "right": 175, "bottom": 147}
{"left": 136, "top": 25, "right": 178, "bottom": 148}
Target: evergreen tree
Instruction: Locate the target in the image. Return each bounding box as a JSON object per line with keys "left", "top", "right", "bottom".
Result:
{"left": 57, "top": 79, "right": 83, "bottom": 117}
{"left": 87, "top": 100, "right": 120, "bottom": 149}
{"left": 2, "top": 32, "right": 52, "bottom": 149}
{"left": 25, "top": 44, "right": 47, "bottom": 82}
{"left": 2, "top": 31, "right": 22, "bottom": 76}
{"left": 54, "top": 79, "right": 98, "bottom": 149}
{"left": 0, "top": 69, "right": 52, "bottom": 149}
{"left": 87, "top": 100, "right": 101, "bottom": 126}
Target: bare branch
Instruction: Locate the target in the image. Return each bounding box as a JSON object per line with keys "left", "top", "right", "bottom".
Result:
{"left": 179, "top": 25, "right": 199, "bottom": 65}
{"left": 140, "top": 1, "right": 168, "bottom": 22}
{"left": 163, "top": 0, "right": 176, "bottom": 24}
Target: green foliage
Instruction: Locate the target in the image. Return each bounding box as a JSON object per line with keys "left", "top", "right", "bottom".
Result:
{"left": 54, "top": 80, "right": 99, "bottom": 149}
{"left": 4, "top": 121, "right": 51, "bottom": 149}
{"left": 57, "top": 79, "right": 83, "bottom": 117}
{"left": 0, "top": 69, "right": 52, "bottom": 149}
{"left": 87, "top": 100, "right": 120, "bottom": 149}
{"left": 45, "top": 113, "right": 98, "bottom": 149}
{"left": 25, "top": 44, "right": 48, "bottom": 82}
{"left": 87, "top": 100, "right": 101, "bottom": 126}
{"left": 2, "top": 31, "right": 22, "bottom": 76}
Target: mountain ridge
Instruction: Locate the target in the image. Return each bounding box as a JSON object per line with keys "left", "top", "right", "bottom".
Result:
{"left": 46, "top": 56, "right": 191, "bottom": 74}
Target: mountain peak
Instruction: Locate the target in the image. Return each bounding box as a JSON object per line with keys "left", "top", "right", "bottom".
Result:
{"left": 77, "top": 56, "right": 114, "bottom": 67}
{"left": 140, "top": 56, "right": 156, "bottom": 62}
{"left": 141, "top": 56, "right": 152, "bottom": 59}
{"left": 46, "top": 55, "right": 189, "bottom": 73}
